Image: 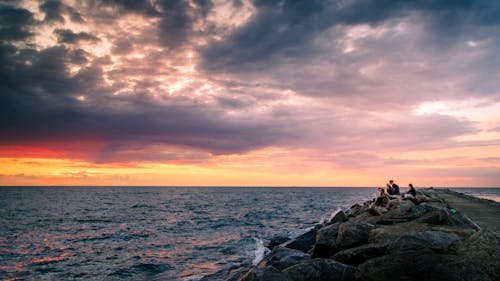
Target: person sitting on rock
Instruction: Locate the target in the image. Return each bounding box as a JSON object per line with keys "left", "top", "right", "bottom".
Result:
{"left": 386, "top": 183, "right": 394, "bottom": 195}
{"left": 389, "top": 180, "right": 400, "bottom": 195}
{"left": 403, "top": 183, "right": 417, "bottom": 199}
{"left": 375, "top": 187, "right": 390, "bottom": 206}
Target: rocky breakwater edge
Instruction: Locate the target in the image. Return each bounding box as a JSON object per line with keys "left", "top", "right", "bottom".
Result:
{"left": 227, "top": 188, "right": 500, "bottom": 281}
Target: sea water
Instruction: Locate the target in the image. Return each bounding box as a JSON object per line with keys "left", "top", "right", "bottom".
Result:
{"left": 0, "top": 186, "right": 498, "bottom": 280}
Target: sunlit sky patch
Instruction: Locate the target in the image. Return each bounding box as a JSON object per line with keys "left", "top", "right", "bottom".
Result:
{"left": 1, "top": 0, "right": 499, "bottom": 187}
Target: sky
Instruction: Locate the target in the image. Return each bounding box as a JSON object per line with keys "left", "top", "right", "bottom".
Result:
{"left": 1, "top": 0, "right": 499, "bottom": 187}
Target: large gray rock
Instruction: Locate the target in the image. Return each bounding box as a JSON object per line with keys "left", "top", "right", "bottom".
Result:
{"left": 368, "top": 222, "right": 431, "bottom": 243}
{"left": 335, "top": 222, "right": 374, "bottom": 250}
{"left": 283, "top": 259, "right": 355, "bottom": 281}
{"left": 374, "top": 199, "right": 421, "bottom": 225}
{"left": 346, "top": 203, "right": 368, "bottom": 218}
{"left": 388, "top": 231, "right": 459, "bottom": 253}
{"left": 329, "top": 210, "right": 348, "bottom": 224}
{"left": 355, "top": 249, "right": 453, "bottom": 281}
{"left": 263, "top": 246, "right": 310, "bottom": 271}
{"left": 312, "top": 223, "right": 340, "bottom": 258}
{"left": 331, "top": 242, "right": 388, "bottom": 265}
{"left": 282, "top": 228, "right": 317, "bottom": 253}
{"left": 411, "top": 206, "right": 450, "bottom": 225}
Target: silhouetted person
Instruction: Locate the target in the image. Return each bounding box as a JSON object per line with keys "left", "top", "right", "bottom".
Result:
{"left": 403, "top": 183, "right": 417, "bottom": 198}
{"left": 389, "top": 180, "right": 400, "bottom": 195}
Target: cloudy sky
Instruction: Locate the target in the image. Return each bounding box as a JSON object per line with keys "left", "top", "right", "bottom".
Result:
{"left": 1, "top": 0, "right": 499, "bottom": 187}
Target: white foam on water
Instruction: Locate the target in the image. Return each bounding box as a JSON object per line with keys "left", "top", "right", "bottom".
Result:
{"left": 318, "top": 215, "right": 327, "bottom": 225}
{"left": 252, "top": 238, "right": 270, "bottom": 266}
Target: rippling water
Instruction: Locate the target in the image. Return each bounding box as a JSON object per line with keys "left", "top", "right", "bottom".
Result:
{"left": 1, "top": 186, "right": 497, "bottom": 280}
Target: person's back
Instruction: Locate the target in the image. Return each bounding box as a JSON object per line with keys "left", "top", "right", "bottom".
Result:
{"left": 389, "top": 180, "right": 400, "bottom": 195}
{"left": 393, "top": 183, "right": 400, "bottom": 195}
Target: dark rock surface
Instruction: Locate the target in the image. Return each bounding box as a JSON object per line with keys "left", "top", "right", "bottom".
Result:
{"left": 335, "top": 222, "right": 374, "bottom": 250}
{"left": 329, "top": 210, "right": 348, "bottom": 224}
{"left": 331, "top": 243, "right": 388, "bottom": 266}
{"left": 267, "top": 235, "right": 291, "bottom": 250}
{"left": 281, "top": 228, "right": 317, "bottom": 253}
{"left": 262, "top": 246, "right": 310, "bottom": 271}
{"left": 282, "top": 259, "right": 355, "bottom": 281}
{"left": 387, "top": 230, "right": 459, "bottom": 253}
{"left": 312, "top": 223, "right": 339, "bottom": 258}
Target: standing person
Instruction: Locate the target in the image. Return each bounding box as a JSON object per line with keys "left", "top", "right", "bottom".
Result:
{"left": 403, "top": 183, "right": 417, "bottom": 198}
{"left": 389, "top": 180, "right": 400, "bottom": 195}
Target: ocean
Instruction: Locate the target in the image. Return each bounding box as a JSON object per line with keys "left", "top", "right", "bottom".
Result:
{"left": 1, "top": 186, "right": 498, "bottom": 281}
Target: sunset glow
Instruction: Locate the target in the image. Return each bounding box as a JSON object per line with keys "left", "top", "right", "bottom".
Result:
{"left": 1, "top": 0, "right": 499, "bottom": 187}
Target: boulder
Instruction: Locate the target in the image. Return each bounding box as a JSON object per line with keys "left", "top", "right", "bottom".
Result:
{"left": 368, "top": 222, "right": 431, "bottom": 243}
{"left": 283, "top": 259, "right": 355, "bottom": 281}
{"left": 238, "top": 266, "right": 291, "bottom": 281}
{"left": 411, "top": 206, "right": 450, "bottom": 225}
{"left": 388, "top": 231, "right": 460, "bottom": 253}
{"left": 331, "top": 242, "right": 388, "bottom": 265}
{"left": 335, "top": 222, "right": 374, "bottom": 250}
{"left": 263, "top": 246, "right": 310, "bottom": 271}
{"left": 311, "top": 223, "right": 339, "bottom": 258}
{"left": 267, "top": 235, "right": 291, "bottom": 250}
{"left": 282, "top": 228, "right": 317, "bottom": 253}
{"left": 355, "top": 249, "right": 454, "bottom": 281}
{"left": 329, "top": 210, "right": 348, "bottom": 224}
{"left": 346, "top": 203, "right": 365, "bottom": 217}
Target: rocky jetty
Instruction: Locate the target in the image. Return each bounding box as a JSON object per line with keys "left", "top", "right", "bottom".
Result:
{"left": 228, "top": 188, "right": 500, "bottom": 281}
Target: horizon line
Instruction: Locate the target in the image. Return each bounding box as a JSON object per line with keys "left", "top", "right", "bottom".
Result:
{"left": 1, "top": 185, "right": 499, "bottom": 188}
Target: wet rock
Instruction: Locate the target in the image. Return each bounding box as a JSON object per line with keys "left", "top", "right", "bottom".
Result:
{"left": 282, "top": 228, "right": 317, "bottom": 253}
{"left": 238, "top": 266, "right": 291, "bottom": 281}
{"left": 283, "top": 259, "right": 355, "bottom": 281}
{"left": 329, "top": 210, "right": 347, "bottom": 224}
{"left": 335, "top": 222, "right": 374, "bottom": 250}
{"left": 311, "top": 223, "right": 339, "bottom": 258}
{"left": 388, "top": 231, "right": 460, "bottom": 253}
{"left": 262, "top": 246, "right": 310, "bottom": 271}
{"left": 267, "top": 235, "right": 290, "bottom": 250}
{"left": 346, "top": 203, "right": 364, "bottom": 217}
{"left": 331, "top": 242, "right": 388, "bottom": 265}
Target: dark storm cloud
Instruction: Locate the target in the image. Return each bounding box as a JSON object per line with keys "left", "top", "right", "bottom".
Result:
{"left": 54, "top": 29, "right": 100, "bottom": 44}
{"left": 156, "top": 0, "right": 214, "bottom": 49}
{"left": 199, "top": 0, "right": 500, "bottom": 72}
{"left": 0, "top": 41, "right": 300, "bottom": 161}
{"left": 0, "top": 0, "right": 496, "bottom": 165}
{"left": 0, "top": 5, "right": 34, "bottom": 41}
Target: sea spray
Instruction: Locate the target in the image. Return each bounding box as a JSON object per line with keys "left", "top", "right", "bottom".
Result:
{"left": 252, "top": 238, "right": 270, "bottom": 266}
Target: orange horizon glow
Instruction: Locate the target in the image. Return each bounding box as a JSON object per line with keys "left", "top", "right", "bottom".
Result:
{"left": 2, "top": 143, "right": 499, "bottom": 187}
